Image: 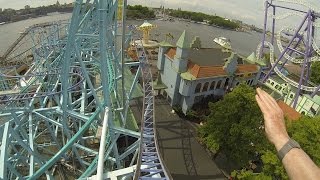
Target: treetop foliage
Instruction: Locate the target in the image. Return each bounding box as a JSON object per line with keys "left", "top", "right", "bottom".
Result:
{"left": 127, "top": 5, "right": 155, "bottom": 19}
{"left": 310, "top": 61, "right": 320, "bottom": 85}
{"left": 199, "top": 84, "right": 269, "bottom": 166}
{"left": 198, "top": 84, "right": 320, "bottom": 179}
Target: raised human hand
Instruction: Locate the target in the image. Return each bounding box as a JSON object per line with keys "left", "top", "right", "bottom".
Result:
{"left": 255, "top": 88, "right": 289, "bottom": 150}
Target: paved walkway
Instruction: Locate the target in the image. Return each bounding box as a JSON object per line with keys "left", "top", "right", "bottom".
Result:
{"left": 131, "top": 97, "right": 226, "bottom": 180}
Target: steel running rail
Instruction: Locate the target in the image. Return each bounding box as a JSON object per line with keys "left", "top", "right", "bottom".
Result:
{"left": 133, "top": 40, "right": 172, "bottom": 180}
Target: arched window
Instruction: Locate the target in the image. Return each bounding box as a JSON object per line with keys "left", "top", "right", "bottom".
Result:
{"left": 224, "top": 78, "right": 229, "bottom": 88}
{"left": 202, "top": 82, "right": 209, "bottom": 92}
{"left": 195, "top": 83, "right": 202, "bottom": 93}
{"left": 216, "top": 80, "right": 222, "bottom": 89}
{"left": 290, "top": 94, "right": 294, "bottom": 99}
{"left": 275, "top": 85, "right": 280, "bottom": 89}
{"left": 271, "top": 82, "right": 274, "bottom": 86}
{"left": 301, "top": 111, "right": 306, "bottom": 115}
{"left": 210, "top": 81, "right": 216, "bottom": 90}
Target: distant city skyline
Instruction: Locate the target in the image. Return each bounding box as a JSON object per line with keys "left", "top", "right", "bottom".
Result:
{"left": 0, "top": 0, "right": 74, "bottom": 10}
{"left": 0, "top": 0, "right": 319, "bottom": 28}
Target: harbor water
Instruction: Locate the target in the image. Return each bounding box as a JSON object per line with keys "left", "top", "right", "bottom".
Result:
{"left": 0, "top": 13, "right": 264, "bottom": 57}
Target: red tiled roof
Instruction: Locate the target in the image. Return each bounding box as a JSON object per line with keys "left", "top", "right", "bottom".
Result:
{"left": 165, "top": 47, "right": 259, "bottom": 78}
{"left": 127, "top": 49, "right": 138, "bottom": 61}
{"left": 277, "top": 100, "right": 301, "bottom": 121}
{"left": 166, "top": 48, "right": 176, "bottom": 60}
{"left": 187, "top": 61, "right": 259, "bottom": 78}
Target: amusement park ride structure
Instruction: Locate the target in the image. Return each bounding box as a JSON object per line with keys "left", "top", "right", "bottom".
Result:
{"left": 0, "top": 0, "right": 170, "bottom": 179}
{"left": 0, "top": 0, "right": 319, "bottom": 179}
{"left": 258, "top": 0, "right": 320, "bottom": 108}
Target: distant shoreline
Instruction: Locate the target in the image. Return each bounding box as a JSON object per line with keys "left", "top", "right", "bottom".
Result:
{"left": 0, "top": 12, "right": 72, "bottom": 26}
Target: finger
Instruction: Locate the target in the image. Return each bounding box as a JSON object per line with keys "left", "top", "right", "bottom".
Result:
{"left": 259, "top": 89, "right": 282, "bottom": 111}
{"left": 256, "top": 88, "right": 278, "bottom": 108}
{"left": 259, "top": 88, "right": 279, "bottom": 107}
{"left": 256, "top": 89, "right": 283, "bottom": 117}
{"left": 255, "top": 94, "right": 270, "bottom": 114}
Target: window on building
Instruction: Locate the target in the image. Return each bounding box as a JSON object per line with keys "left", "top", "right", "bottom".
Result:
{"left": 301, "top": 111, "right": 306, "bottom": 115}
{"left": 210, "top": 81, "right": 216, "bottom": 90}
{"left": 203, "top": 82, "right": 209, "bottom": 92}
{"left": 290, "top": 93, "right": 294, "bottom": 99}
{"left": 271, "top": 82, "right": 274, "bottom": 86}
{"left": 224, "top": 78, "right": 229, "bottom": 88}
{"left": 195, "top": 83, "right": 202, "bottom": 93}
{"left": 275, "top": 84, "right": 279, "bottom": 89}
{"left": 216, "top": 80, "right": 222, "bottom": 89}
{"left": 310, "top": 107, "right": 317, "bottom": 115}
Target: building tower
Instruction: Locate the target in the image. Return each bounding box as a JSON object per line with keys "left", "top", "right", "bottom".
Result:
{"left": 173, "top": 30, "right": 189, "bottom": 73}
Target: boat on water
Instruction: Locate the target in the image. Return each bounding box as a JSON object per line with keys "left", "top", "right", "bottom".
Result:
{"left": 0, "top": 22, "right": 6, "bottom": 25}
{"left": 213, "top": 37, "right": 232, "bottom": 49}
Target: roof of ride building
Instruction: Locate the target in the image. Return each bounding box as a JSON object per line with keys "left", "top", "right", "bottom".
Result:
{"left": 277, "top": 100, "right": 301, "bottom": 121}
{"left": 165, "top": 46, "right": 259, "bottom": 79}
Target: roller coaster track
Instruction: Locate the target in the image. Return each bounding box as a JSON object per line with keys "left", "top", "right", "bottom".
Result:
{"left": 275, "top": 27, "right": 320, "bottom": 64}
{"left": 257, "top": 41, "right": 319, "bottom": 92}
{"left": 133, "top": 40, "right": 171, "bottom": 179}
{"left": 259, "top": 1, "right": 320, "bottom": 93}
{"left": 0, "top": 21, "right": 68, "bottom": 66}
{"left": 274, "top": 0, "right": 320, "bottom": 13}
{"left": 0, "top": 67, "right": 84, "bottom": 104}
{"left": 0, "top": 0, "right": 170, "bottom": 178}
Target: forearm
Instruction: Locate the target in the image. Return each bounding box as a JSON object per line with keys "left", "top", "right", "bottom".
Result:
{"left": 277, "top": 146, "right": 320, "bottom": 180}
{"left": 256, "top": 89, "right": 320, "bottom": 179}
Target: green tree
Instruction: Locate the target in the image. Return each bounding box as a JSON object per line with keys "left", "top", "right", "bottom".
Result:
{"left": 198, "top": 84, "right": 320, "bottom": 178}
{"left": 127, "top": 5, "right": 155, "bottom": 19}
{"left": 310, "top": 62, "right": 320, "bottom": 84}
{"left": 56, "top": 1, "right": 60, "bottom": 7}
{"left": 231, "top": 169, "right": 272, "bottom": 180}
{"left": 260, "top": 150, "right": 288, "bottom": 179}
{"left": 198, "top": 84, "right": 269, "bottom": 166}
{"left": 288, "top": 116, "right": 320, "bottom": 165}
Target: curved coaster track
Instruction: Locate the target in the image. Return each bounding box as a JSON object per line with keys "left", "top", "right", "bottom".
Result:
{"left": 259, "top": 0, "right": 320, "bottom": 108}
{"left": 0, "top": 0, "right": 171, "bottom": 179}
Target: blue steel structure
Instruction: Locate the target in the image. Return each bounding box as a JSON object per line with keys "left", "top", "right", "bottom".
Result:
{"left": 0, "top": 0, "right": 171, "bottom": 179}
{"left": 133, "top": 41, "right": 171, "bottom": 180}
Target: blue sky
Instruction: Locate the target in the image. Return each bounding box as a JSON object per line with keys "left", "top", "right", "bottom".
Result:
{"left": 0, "top": 0, "right": 319, "bottom": 27}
